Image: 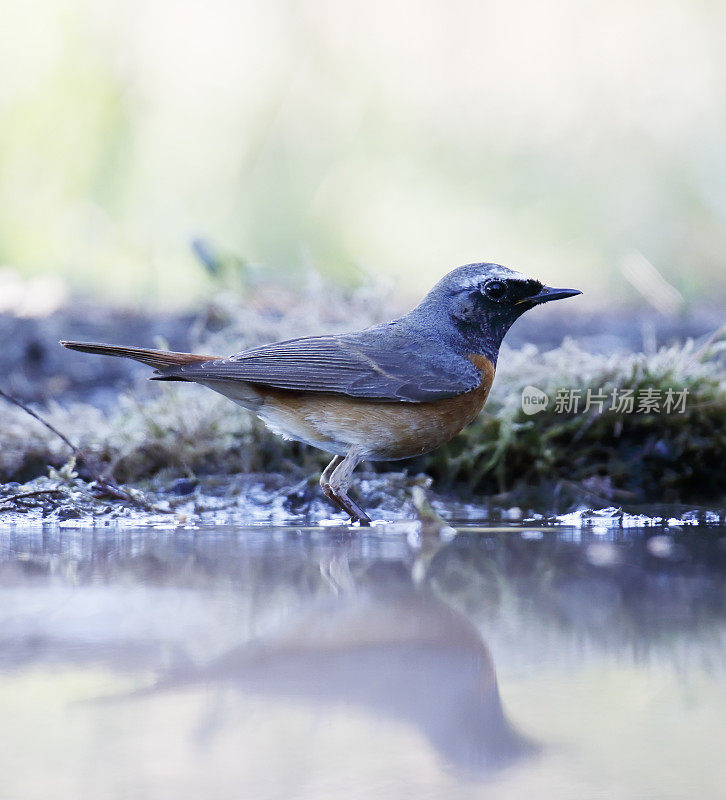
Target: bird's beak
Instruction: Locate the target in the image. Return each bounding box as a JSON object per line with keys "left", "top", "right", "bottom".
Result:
{"left": 517, "top": 285, "right": 582, "bottom": 307}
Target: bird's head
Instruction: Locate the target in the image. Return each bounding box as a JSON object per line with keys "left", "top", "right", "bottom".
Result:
{"left": 412, "top": 263, "right": 582, "bottom": 362}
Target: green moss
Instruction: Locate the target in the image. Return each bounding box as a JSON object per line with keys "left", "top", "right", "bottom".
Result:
{"left": 420, "top": 333, "right": 726, "bottom": 503}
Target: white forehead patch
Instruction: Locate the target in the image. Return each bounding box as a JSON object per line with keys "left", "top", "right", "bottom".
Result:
{"left": 458, "top": 264, "right": 530, "bottom": 291}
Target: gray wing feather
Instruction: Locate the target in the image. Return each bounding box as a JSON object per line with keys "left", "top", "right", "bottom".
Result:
{"left": 155, "top": 326, "right": 480, "bottom": 403}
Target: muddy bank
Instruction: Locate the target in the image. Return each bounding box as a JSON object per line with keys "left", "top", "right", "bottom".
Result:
{"left": 0, "top": 463, "right": 722, "bottom": 531}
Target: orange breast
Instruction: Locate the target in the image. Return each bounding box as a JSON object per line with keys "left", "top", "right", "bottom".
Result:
{"left": 257, "top": 354, "right": 495, "bottom": 461}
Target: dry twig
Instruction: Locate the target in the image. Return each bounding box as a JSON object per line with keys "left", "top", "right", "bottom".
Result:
{"left": 0, "top": 488, "right": 67, "bottom": 509}
{"left": 0, "top": 388, "right": 169, "bottom": 513}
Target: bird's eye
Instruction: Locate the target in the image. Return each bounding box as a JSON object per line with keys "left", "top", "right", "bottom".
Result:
{"left": 483, "top": 280, "right": 507, "bottom": 301}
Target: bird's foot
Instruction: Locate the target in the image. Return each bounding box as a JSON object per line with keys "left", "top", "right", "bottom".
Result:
{"left": 323, "top": 484, "right": 370, "bottom": 526}
{"left": 320, "top": 448, "right": 370, "bottom": 526}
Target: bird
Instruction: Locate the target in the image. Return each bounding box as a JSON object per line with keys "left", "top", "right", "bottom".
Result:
{"left": 61, "top": 263, "right": 581, "bottom": 525}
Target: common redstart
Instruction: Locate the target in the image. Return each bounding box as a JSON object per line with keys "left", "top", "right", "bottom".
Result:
{"left": 61, "top": 263, "right": 581, "bottom": 524}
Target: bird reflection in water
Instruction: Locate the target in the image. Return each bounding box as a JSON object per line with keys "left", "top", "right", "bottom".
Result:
{"left": 137, "top": 559, "right": 536, "bottom": 775}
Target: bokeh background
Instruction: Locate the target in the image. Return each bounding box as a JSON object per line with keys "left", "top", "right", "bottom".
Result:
{"left": 2, "top": 0, "right": 726, "bottom": 310}
{"left": 1, "top": 10, "right": 725, "bottom": 797}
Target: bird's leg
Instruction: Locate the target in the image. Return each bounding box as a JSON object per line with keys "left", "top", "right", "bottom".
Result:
{"left": 328, "top": 447, "right": 371, "bottom": 526}
{"left": 320, "top": 455, "right": 345, "bottom": 513}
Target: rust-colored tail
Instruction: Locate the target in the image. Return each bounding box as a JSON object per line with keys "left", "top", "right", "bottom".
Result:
{"left": 60, "top": 341, "right": 220, "bottom": 371}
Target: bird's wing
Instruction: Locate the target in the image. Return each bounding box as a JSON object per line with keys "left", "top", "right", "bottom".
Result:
{"left": 154, "top": 329, "right": 480, "bottom": 402}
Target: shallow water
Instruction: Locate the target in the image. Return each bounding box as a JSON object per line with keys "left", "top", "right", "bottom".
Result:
{"left": 1, "top": 522, "right": 725, "bottom": 799}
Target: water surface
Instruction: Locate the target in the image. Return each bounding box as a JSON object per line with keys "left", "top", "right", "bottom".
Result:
{"left": 1, "top": 522, "right": 724, "bottom": 799}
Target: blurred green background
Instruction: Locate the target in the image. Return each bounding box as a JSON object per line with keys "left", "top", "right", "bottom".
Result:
{"left": 1, "top": 0, "right": 725, "bottom": 308}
